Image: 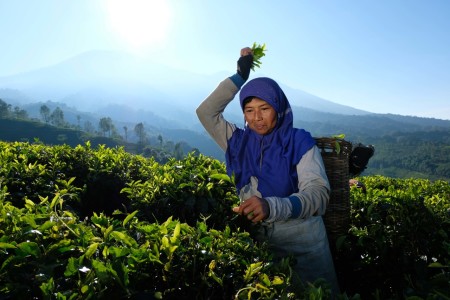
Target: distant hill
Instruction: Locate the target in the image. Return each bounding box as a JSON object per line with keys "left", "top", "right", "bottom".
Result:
{"left": 0, "top": 118, "right": 122, "bottom": 149}
{"left": 1, "top": 112, "right": 449, "bottom": 181}
{"left": 1, "top": 50, "right": 448, "bottom": 133}
{"left": 291, "top": 107, "right": 450, "bottom": 142}
{"left": 12, "top": 97, "right": 449, "bottom": 161}
{"left": 0, "top": 50, "right": 370, "bottom": 118}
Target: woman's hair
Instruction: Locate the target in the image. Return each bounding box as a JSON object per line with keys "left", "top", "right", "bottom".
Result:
{"left": 242, "top": 97, "right": 254, "bottom": 108}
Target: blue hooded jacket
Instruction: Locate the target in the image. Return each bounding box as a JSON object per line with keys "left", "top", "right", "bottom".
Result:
{"left": 225, "top": 77, "right": 316, "bottom": 198}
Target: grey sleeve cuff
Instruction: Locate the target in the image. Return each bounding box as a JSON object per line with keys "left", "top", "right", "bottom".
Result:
{"left": 264, "top": 196, "right": 293, "bottom": 223}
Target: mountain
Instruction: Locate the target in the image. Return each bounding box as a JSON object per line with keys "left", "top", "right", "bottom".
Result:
{"left": 291, "top": 107, "right": 450, "bottom": 141}
{"left": 0, "top": 50, "right": 371, "bottom": 122}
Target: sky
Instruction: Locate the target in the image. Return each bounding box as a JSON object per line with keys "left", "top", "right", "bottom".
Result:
{"left": 1, "top": 0, "right": 449, "bottom": 120}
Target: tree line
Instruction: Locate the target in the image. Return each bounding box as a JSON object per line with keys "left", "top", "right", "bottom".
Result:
{"left": 2, "top": 98, "right": 448, "bottom": 180}
{"left": 364, "top": 130, "right": 450, "bottom": 180}
{"left": 0, "top": 98, "right": 196, "bottom": 163}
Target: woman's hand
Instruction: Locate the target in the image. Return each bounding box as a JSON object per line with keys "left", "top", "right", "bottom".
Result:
{"left": 237, "top": 47, "right": 253, "bottom": 81}
{"left": 232, "top": 195, "right": 269, "bottom": 223}
{"left": 240, "top": 47, "right": 253, "bottom": 57}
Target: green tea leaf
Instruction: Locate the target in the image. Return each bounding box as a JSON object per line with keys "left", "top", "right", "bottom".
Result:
{"left": 272, "top": 276, "right": 284, "bottom": 285}
{"left": 81, "top": 285, "right": 89, "bottom": 294}
{"left": 335, "top": 141, "right": 341, "bottom": 154}
{"left": 108, "top": 246, "right": 130, "bottom": 258}
{"left": 259, "top": 273, "right": 271, "bottom": 286}
{"left": 122, "top": 210, "right": 138, "bottom": 227}
{"left": 39, "top": 277, "right": 54, "bottom": 297}
{"left": 24, "top": 198, "right": 35, "bottom": 209}
{"left": 17, "top": 241, "right": 41, "bottom": 258}
{"left": 110, "top": 231, "right": 137, "bottom": 247}
{"left": 85, "top": 242, "right": 99, "bottom": 259}
{"left": 92, "top": 259, "right": 109, "bottom": 281}
{"left": 244, "top": 262, "right": 263, "bottom": 282}
{"left": 162, "top": 236, "right": 170, "bottom": 249}
{"left": 0, "top": 242, "right": 16, "bottom": 250}
{"left": 64, "top": 257, "right": 79, "bottom": 277}
{"left": 331, "top": 133, "right": 346, "bottom": 139}
{"left": 251, "top": 42, "right": 267, "bottom": 70}
{"left": 170, "top": 222, "right": 181, "bottom": 244}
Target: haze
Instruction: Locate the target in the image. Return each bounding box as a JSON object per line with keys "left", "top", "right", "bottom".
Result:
{"left": 0, "top": 0, "right": 449, "bottom": 120}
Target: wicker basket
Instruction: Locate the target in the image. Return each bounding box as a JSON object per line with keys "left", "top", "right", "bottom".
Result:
{"left": 314, "top": 137, "right": 352, "bottom": 244}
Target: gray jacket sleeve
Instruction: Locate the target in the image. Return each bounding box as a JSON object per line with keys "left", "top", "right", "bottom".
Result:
{"left": 196, "top": 78, "right": 239, "bottom": 151}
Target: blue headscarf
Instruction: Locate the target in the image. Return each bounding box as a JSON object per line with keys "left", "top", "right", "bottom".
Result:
{"left": 225, "top": 77, "right": 316, "bottom": 198}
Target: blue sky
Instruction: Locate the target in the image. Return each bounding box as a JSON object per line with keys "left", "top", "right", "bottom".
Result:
{"left": 1, "top": 0, "right": 449, "bottom": 120}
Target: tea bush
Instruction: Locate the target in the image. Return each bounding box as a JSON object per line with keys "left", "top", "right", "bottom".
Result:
{"left": 0, "top": 141, "right": 298, "bottom": 299}
{"left": 336, "top": 176, "right": 449, "bottom": 299}
{"left": 0, "top": 141, "right": 449, "bottom": 299}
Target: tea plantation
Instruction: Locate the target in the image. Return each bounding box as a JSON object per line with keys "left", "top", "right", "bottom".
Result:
{"left": 0, "top": 141, "right": 449, "bottom": 299}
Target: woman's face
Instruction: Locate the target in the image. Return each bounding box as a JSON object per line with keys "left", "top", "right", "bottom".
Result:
{"left": 243, "top": 97, "right": 277, "bottom": 135}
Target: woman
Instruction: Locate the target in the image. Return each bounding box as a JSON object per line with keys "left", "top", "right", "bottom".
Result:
{"left": 196, "top": 47, "right": 339, "bottom": 295}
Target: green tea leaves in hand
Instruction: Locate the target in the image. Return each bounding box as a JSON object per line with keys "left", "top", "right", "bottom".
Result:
{"left": 251, "top": 42, "right": 267, "bottom": 70}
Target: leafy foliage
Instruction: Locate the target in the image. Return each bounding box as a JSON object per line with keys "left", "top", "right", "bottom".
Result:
{"left": 122, "top": 154, "right": 241, "bottom": 230}
{"left": 0, "top": 140, "right": 449, "bottom": 299}
{"left": 363, "top": 130, "right": 450, "bottom": 181}
{"left": 0, "top": 141, "right": 298, "bottom": 299}
{"left": 335, "top": 176, "right": 450, "bottom": 299}
{"left": 251, "top": 42, "right": 267, "bottom": 71}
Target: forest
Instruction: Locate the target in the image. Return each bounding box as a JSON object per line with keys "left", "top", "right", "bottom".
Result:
{"left": 363, "top": 130, "right": 450, "bottom": 180}
{"left": 0, "top": 99, "right": 196, "bottom": 164}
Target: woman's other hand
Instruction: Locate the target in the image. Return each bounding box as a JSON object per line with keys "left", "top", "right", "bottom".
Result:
{"left": 232, "top": 195, "right": 269, "bottom": 223}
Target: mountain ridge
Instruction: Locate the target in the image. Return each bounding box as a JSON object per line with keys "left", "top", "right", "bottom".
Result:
{"left": 1, "top": 49, "right": 375, "bottom": 117}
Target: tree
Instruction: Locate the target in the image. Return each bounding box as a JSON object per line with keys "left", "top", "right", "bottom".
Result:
{"left": 99, "top": 117, "right": 114, "bottom": 137}
{"left": 174, "top": 142, "right": 183, "bottom": 160}
{"left": 110, "top": 127, "right": 121, "bottom": 140}
{"left": 123, "top": 126, "right": 128, "bottom": 141}
{"left": 84, "top": 121, "right": 95, "bottom": 133}
{"left": 50, "top": 107, "right": 65, "bottom": 127}
{"left": 14, "top": 106, "right": 28, "bottom": 119}
{"left": 134, "top": 122, "right": 146, "bottom": 145}
{"left": 0, "top": 99, "right": 10, "bottom": 118}
{"left": 164, "top": 141, "right": 175, "bottom": 152}
{"left": 40, "top": 105, "right": 51, "bottom": 123}
{"left": 158, "top": 134, "right": 163, "bottom": 147}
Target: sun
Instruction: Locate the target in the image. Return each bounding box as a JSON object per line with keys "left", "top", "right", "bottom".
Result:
{"left": 105, "top": 0, "right": 171, "bottom": 52}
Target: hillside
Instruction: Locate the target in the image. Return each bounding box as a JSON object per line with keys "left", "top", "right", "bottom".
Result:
{"left": 292, "top": 107, "right": 450, "bottom": 142}
{"left": 1, "top": 112, "right": 449, "bottom": 182}
{"left": 0, "top": 118, "right": 123, "bottom": 149}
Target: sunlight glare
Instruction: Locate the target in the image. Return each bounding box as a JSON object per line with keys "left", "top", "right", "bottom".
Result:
{"left": 106, "top": 0, "right": 171, "bottom": 52}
